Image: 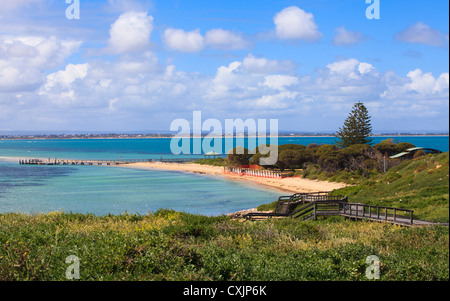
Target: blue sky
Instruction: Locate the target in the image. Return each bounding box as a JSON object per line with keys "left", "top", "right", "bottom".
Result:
{"left": 0, "top": 0, "right": 448, "bottom": 133}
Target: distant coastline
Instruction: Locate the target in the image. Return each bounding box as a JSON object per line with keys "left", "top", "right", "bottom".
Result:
{"left": 1, "top": 133, "right": 448, "bottom": 140}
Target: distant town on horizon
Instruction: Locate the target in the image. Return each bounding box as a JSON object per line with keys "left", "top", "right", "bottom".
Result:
{"left": 1, "top": 131, "right": 448, "bottom": 140}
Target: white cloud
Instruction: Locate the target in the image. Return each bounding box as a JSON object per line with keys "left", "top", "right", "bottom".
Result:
{"left": 107, "top": 11, "right": 153, "bottom": 54}
{"left": 0, "top": 64, "right": 43, "bottom": 92}
{"left": 395, "top": 22, "right": 448, "bottom": 47}
{"left": 405, "top": 69, "right": 449, "bottom": 94}
{"left": 242, "top": 54, "right": 295, "bottom": 74}
{"left": 204, "top": 28, "right": 250, "bottom": 50}
{"left": 4, "top": 36, "right": 82, "bottom": 69}
{"left": 273, "top": 6, "right": 322, "bottom": 41}
{"left": 263, "top": 75, "right": 298, "bottom": 90}
{"left": 333, "top": 26, "right": 364, "bottom": 46}
{"left": 326, "top": 59, "right": 376, "bottom": 80}
{"left": 326, "top": 58, "right": 362, "bottom": 80}
{"left": 41, "top": 64, "right": 89, "bottom": 92}
{"left": 3, "top": 40, "right": 38, "bottom": 58}
{"left": 205, "top": 54, "right": 300, "bottom": 112}
{"left": 163, "top": 28, "right": 204, "bottom": 53}
{"left": 213, "top": 61, "right": 242, "bottom": 87}
{"left": 0, "top": 36, "right": 81, "bottom": 92}
{"left": 163, "top": 28, "right": 250, "bottom": 52}
{"left": 255, "top": 91, "right": 298, "bottom": 109}
{"left": 358, "top": 62, "right": 375, "bottom": 75}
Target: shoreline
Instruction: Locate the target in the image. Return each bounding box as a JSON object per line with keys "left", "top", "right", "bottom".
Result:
{"left": 121, "top": 161, "right": 349, "bottom": 195}
{"left": 1, "top": 155, "right": 349, "bottom": 216}
{"left": 0, "top": 155, "right": 349, "bottom": 195}
{"left": 0, "top": 134, "right": 448, "bottom": 141}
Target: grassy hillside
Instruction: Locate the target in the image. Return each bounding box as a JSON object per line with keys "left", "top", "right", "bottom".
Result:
{"left": 0, "top": 153, "right": 447, "bottom": 281}
{"left": 0, "top": 210, "right": 448, "bottom": 281}
{"left": 330, "top": 152, "right": 449, "bottom": 223}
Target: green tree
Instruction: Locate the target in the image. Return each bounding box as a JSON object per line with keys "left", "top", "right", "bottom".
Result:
{"left": 226, "top": 147, "right": 252, "bottom": 166}
{"left": 336, "top": 102, "right": 373, "bottom": 148}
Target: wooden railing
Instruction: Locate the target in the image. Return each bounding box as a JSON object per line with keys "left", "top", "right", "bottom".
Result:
{"left": 276, "top": 199, "right": 415, "bottom": 226}
{"left": 243, "top": 192, "right": 422, "bottom": 226}
{"left": 338, "top": 203, "right": 414, "bottom": 226}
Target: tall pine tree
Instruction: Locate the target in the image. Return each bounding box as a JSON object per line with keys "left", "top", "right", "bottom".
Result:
{"left": 336, "top": 102, "right": 373, "bottom": 148}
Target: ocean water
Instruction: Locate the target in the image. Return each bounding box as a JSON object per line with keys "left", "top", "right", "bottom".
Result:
{"left": 0, "top": 160, "right": 281, "bottom": 216}
{"left": 0, "top": 136, "right": 448, "bottom": 216}
{"left": 0, "top": 136, "right": 448, "bottom": 161}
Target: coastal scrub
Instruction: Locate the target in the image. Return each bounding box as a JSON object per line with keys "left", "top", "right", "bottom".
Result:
{"left": 0, "top": 210, "right": 448, "bottom": 281}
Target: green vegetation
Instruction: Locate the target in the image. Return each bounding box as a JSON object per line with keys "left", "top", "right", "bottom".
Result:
{"left": 258, "top": 152, "right": 449, "bottom": 222}
{"left": 1, "top": 133, "right": 448, "bottom": 281}
{"left": 226, "top": 146, "right": 253, "bottom": 166}
{"left": 336, "top": 102, "right": 373, "bottom": 148}
{"left": 0, "top": 210, "right": 448, "bottom": 281}
{"left": 194, "top": 158, "right": 227, "bottom": 166}
{"left": 250, "top": 140, "right": 404, "bottom": 176}
{"left": 330, "top": 152, "right": 449, "bottom": 223}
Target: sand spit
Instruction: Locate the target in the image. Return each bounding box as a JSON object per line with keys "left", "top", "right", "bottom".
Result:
{"left": 123, "top": 162, "right": 348, "bottom": 194}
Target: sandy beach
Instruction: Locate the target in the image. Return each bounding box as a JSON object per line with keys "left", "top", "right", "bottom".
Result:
{"left": 123, "top": 161, "right": 348, "bottom": 194}
{"left": 1, "top": 155, "right": 348, "bottom": 194}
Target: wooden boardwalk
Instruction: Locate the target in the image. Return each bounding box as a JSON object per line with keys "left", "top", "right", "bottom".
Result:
{"left": 19, "top": 158, "right": 199, "bottom": 166}
{"left": 244, "top": 192, "right": 448, "bottom": 227}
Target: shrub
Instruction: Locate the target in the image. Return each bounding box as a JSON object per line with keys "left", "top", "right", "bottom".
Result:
{"left": 413, "top": 150, "right": 426, "bottom": 158}
{"left": 226, "top": 147, "right": 252, "bottom": 166}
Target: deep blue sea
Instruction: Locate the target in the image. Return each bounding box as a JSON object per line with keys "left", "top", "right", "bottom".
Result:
{"left": 0, "top": 136, "right": 448, "bottom": 216}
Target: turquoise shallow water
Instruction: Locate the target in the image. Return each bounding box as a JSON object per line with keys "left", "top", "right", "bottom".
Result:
{"left": 0, "top": 136, "right": 448, "bottom": 160}
{"left": 0, "top": 136, "right": 447, "bottom": 216}
{"left": 0, "top": 160, "right": 280, "bottom": 216}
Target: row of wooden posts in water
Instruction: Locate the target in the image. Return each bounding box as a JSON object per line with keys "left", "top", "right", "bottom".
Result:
{"left": 18, "top": 158, "right": 199, "bottom": 166}
{"left": 20, "top": 158, "right": 285, "bottom": 179}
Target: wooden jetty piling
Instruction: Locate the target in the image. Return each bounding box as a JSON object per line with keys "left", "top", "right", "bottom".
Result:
{"left": 19, "top": 158, "right": 200, "bottom": 166}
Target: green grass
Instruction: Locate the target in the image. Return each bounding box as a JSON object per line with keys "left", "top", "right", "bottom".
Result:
{"left": 1, "top": 153, "right": 448, "bottom": 281}
{"left": 0, "top": 210, "right": 448, "bottom": 281}
{"left": 330, "top": 152, "right": 449, "bottom": 222}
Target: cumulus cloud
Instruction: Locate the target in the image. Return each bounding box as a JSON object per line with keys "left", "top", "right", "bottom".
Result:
{"left": 263, "top": 75, "right": 298, "bottom": 90}
{"left": 41, "top": 64, "right": 89, "bottom": 93}
{"left": 0, "top": 36, "right": 81, "bottom": 92}
{"left": 405, "top": 69, "right": 449, "bottom": 94}
{"left": 164, "top": 28, "right": 250, "bottom": 52}
{"left": 242, "top": 54, "right": 295, "bottom": 74}
{"left": 0, "top": 64, "right": 44, "bottom": 92}
{"left": 205, "top": 54, "right": 300, "bottom": 111}
{"left": 326, "top": 58, "right": 376, "bottom": 82}
{"left": 5, "top": 51, "right": 448, "bottom": 130}
{"left": 333, "top": 26, "right": 364, "bottom": 46}
{"left": 163, "top": 28, "right": 205, "bottom": 53}
{"left": 395, "top": 22, "right": 448, "bottom": 47}
{"left": 197, "top": 54, "right": 448, "bottom": 119}
{"left": 255, "top": 91, "right": 298, "bottom": 110}
{"left": 273, "top": 6, "right": 322, "bottom": 41}
{"left": 358, "top": 62, "right": 375, "bottom": 75}
{"left": 107, "top": 11, "right": 153, "bottom": 54}
{"left": 204, "top": 29, "right": 250, "bottom": 50}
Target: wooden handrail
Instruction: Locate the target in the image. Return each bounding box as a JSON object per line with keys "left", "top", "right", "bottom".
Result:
{"left": 244, "top": 193, "right": 415, "bottom": 226}
{"left": 338, "top": 202, "right": 414, "bottom": 226}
